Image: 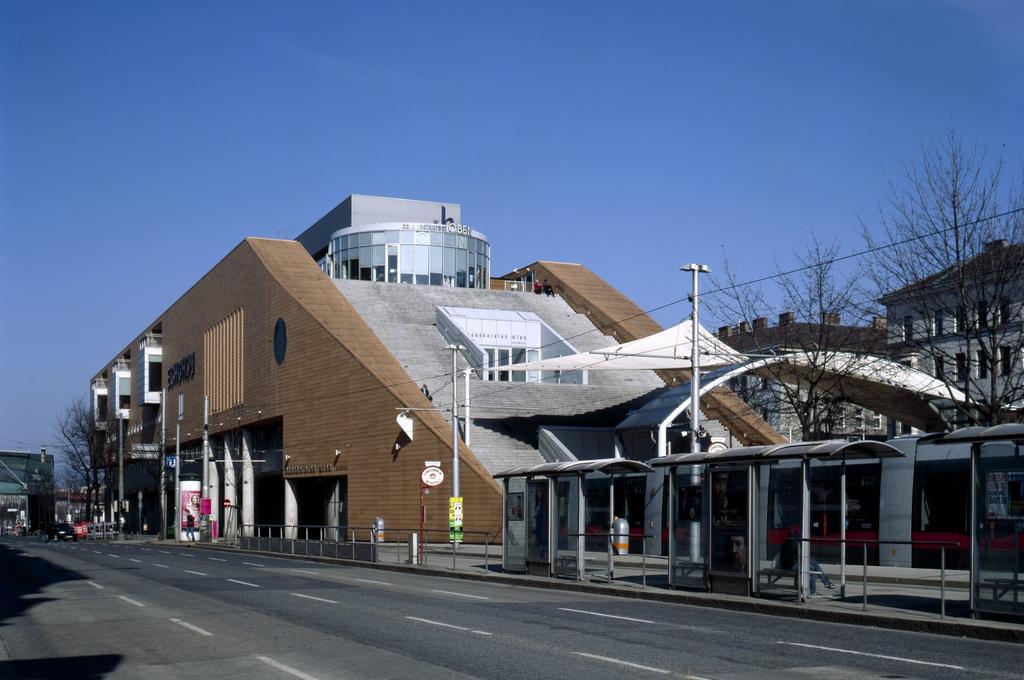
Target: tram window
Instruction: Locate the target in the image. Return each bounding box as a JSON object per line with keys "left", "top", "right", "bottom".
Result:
{"left": 913, "top": 460, "right": 969, "bottom": 533}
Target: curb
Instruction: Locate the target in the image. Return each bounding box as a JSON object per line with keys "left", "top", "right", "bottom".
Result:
{"left": 168, "top": 541, "right": 1024, "bottom": 644}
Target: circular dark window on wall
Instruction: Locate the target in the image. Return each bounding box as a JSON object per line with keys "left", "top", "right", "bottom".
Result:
{"left": 273, "top": 318, "right": 287, "bottom": 365}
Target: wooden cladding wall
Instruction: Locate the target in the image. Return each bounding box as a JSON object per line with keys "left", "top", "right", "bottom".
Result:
{"left": 204, "top": 307, "right": 245, "bottom": 414}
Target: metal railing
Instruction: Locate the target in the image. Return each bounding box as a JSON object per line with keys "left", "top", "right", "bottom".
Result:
{"left": 236, "top": 524, "right": 494, "bottom": 573}
{"left": 567, "top": 532, "right": 653, "bottom": 588}
{"left": 769, "top": 538, "right": 962, "bottom": 618}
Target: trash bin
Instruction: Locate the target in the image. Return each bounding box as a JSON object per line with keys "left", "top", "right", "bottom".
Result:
{"left": 373, "top": 516, "right": 385, "bottom": 544}
{"left": 612, "top": 516, "right": 630, "bottom": 556}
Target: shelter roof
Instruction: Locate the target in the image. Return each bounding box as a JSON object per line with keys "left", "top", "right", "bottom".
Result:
{"left": 493, "top": 457, "right": 653, "bottom": 479}
{"left": 648, "top": 439, "right": 903, "bottom": 467}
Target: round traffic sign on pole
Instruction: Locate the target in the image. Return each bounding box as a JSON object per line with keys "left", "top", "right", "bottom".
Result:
{"left": 421, "top": 466, "right": 444, "bottom": 487}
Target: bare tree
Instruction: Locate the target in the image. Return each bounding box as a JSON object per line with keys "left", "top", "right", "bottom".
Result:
{"left": 712, "top": 236, "right": 883, "bottom": 440}
{"left": 863, "top": 130, "right": 1024, "bottom": 425}
{"left": 55, "top": 396, "right": 107, "bottom": 520}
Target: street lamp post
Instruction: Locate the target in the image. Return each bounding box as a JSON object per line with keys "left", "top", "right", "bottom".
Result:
{"left": 680, "top": 263, "right": 710, "bottom": 454}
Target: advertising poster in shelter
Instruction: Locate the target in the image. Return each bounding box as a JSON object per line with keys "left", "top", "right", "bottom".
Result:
{"left": 987, "top": 471, "right": 1024, "bottom": 519}
{"left": 180, "top": 481, "right": 200, "bottom": 538}
{"left": 710, "top": 469, "right": 748, "bottom": 576}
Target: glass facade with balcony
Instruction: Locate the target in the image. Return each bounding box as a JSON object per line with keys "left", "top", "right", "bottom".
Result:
{"left": 325, "top": 223, "right": 490, "bottom": 289}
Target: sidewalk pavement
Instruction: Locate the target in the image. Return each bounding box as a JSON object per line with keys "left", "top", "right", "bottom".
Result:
{"left": 146, "top": 537, "right": 1023, "bottom": 643}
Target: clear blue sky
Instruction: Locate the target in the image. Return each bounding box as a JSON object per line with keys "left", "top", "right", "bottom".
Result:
{"left": 1, "top": 1, "right": 1021, "bottom": 452}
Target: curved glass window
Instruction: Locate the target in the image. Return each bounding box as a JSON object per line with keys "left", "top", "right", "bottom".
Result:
{"left": 329, "top": 225, "right": 490, "bottom": 289}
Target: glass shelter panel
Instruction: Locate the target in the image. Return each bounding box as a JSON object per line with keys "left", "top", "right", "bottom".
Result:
{"left": 974, "top": 441, "right": 1024, "bottom": 618}
{"left": 583, "top": 476, "right": 611, "bottom": 578}
{"left": 710, "top": 468, "right": 749, "bottom": 577}
{"left": 670, "top": 465, "right": 706, "bottom": 589}
{"left": 554, "top": 477, "right": 580, "bottom": 578}
{"left": 526, "top": 480, "right": 549, "bottom": 572}
{"left": 503, "top": 477, "right": 527, "bottom": 573}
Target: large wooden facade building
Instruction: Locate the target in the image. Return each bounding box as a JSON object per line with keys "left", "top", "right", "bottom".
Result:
{"left": 90, "top": 196, "right": 780, "bottom": 541}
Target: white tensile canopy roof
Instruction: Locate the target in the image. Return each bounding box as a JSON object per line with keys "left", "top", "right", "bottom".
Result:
{"left": 497, "top": 319, "right": 744, "bottom": 373}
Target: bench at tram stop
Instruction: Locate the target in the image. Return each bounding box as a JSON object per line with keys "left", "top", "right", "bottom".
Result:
{"left": 985, "top": 577, "right": 1024, "bottom": 602}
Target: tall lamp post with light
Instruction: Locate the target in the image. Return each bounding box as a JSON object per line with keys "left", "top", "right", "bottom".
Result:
{"left": 680, "top": 263, "right": 710, "bottom": 454}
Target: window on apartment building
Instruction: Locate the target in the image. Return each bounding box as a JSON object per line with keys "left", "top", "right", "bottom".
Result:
{"left": 978, "top": 300, "right": 989, "bottom": 329}
{"left": 955, "top": 353, "right": 967, "bottom": 382}
{"left": 147, "top": 360, "right": 162, "bottom": 392}
{"left": 934, "top": 356, "right": 945, "bottom": 379}
{"left": 998, "top": 299, "right": 1011, "bottom": 326}
{"left": 933, "top": 310, "right": 945, "bottom": 337}
{"left": 955, "top": 307, "right": 967, "bottom": 333}
{"left": 978, "top": 349, "right": 989, "bottom": 379}
{"left": 903, "top": 316, "right": 913, "bottom": 342}
{"left": 1000, "top": 346, "right": 1012, "bottom": 376}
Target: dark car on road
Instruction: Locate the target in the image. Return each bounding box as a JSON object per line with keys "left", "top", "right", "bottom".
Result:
{"left": 49, "top": 523, "right": 77, "bottom": 542}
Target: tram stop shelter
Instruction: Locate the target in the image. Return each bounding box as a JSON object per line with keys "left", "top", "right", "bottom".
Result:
{"left": 929, "top": 423, "right": 1024, "bottom": 620}
{"left": 493, "top": 458, "right": 653, "bottom": 579}
{"left": 649, "top": 440, "right": 905, "bottom": 600}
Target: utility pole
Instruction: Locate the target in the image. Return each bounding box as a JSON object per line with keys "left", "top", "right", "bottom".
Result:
{"left": 118, "top": 414, "right": 124, "bottom": 539}
{"left": 681, "top": 264, "right": 710, "bottom": 453}
{"left": 160, "top": 389, "right": 167, "bottom": 540}
{"left": 448, "top": 345, "right": 463, "bottom": 498}
{"left": 202, "top": 395, "right": 209, "bottom": 540}
{"left": 174, "top": 420, "right": 181, "bottom": 541}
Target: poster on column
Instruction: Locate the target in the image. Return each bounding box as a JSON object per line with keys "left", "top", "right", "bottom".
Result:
{"left": 180, "top": 481, "right": 201, "bottom": 541}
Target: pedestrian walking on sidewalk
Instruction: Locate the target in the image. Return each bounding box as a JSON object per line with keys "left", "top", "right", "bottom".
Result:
{"left": 186, "top": 513, "right": 196, "bottom": 541}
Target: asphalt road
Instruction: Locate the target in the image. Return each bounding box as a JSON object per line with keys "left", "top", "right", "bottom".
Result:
{"left": 1, "top": 538, "right": 1020, "bottom": 679}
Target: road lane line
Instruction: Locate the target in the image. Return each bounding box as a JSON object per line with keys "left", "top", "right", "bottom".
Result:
{"left": 128, "top": 558, "right": 143, "bottom": 563}
{"left": 292, "top": 569, "right": 319, "bottom": 575}
{"left": 405, "top": 616, "right": 492, "bottom": 635}
{"left": 559, "top": 608, "right": 656, "bottom": 624}
{"left": 290, "top": 593, "right": 338, "bottom": 604}
{"left": 159, "top": 551, "right": 170, "bottom": 554}
{"left": 153, "top": 563, "right": 170, "bottom": 568}
{"left": 775, "top": 642, "right": 964, "bottom": 670}
{"left": 86, "top": 581, "right": 104, "bottom": 589}
{"left": 430, "top": 589, "right": 489, "bottom": 600}
{"left": 227, "top": 578, "right": 260, "bottom": 588}
{"left": 184, "top": 570, "right": 208, "bottom": 576}
{"left": 243, "top": 562, "right": 265, "bottom": 567}
{"left": 573, "top": 652, "right": 669, "bottom": 675}
{"left": 141, "top": 548, "right": 152, "bottom": 551}
{"left": 92, "top": 550, "right": 101, "bottom": 554}
{"left": 354, "top": 578, "right": 392, "bottom": 586}
{"left": 170, "top": 618, "right": 213, "bottom": 636}
{"left": 107, "top": 554, "right": 119, "bottom": 558}
{"left": 117, "top": 595, "right": 146, "bottom": 608}
{"left": 256, "top": 656, "right": 321, "bottom": 680}
{"left": 208, "top": 557, "right": 227, "bottom": 562}
{"left": 182, "top": 553, "right": 194, "bottom": 557}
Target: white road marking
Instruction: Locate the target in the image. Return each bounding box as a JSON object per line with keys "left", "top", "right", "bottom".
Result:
{"left": 227, "top": 578, "right": 260, "bottom": 588}
{"left": 290, "top": 592, "right": 338, "bottom": 604}
{"left": 128, "top": 558, "right": 143, "bottom": 563}
{"left": 573, "top": 652, "right": 670, "bottom": 675}
{"left": 243, "top": 562, "right": 265, "bottom": 567}
{"left": 559, "top": 608, "right": 656, "bottom": 624}
{"left": 405, "top": 616, "right": 492, "bottom": 635}
{"left": 159, "top": 551, "right": 170, "bottom": 554}
{"left": 141, "top": 548, "right": 152, "bottom": 552}
{"left": 117, "top": 595, "right": 146, "bottom": 608}
{"left": 292, "top": 568, "right": 318, "bottom": 575}
{"left": 170, "top": 618, "right": 213, "bottom": 636}
{"left": 430, "top": 589, "right": 489, "bottom": 600}
{"left": 256, "top": 656, "right": 321, "bottom": 680}
{"left": 776, "top": 642, "right": 965, "bottom": 670}
{"left": 354, "top": 578, "right": 392, "bottom": 586}
{"left": 184, "top": 570, "right": 208, "bottom": 576}
{"left": 86, "top": 581, "right": 104, "bottom": 589}
{"left": 208, "top": 557, "right": 227, "bottom": 562}
{"left": 107, "top": 554, "right": 118, "bottom": 558}
{"left": 92, "top": 550, "right": 101, "bottom": 554}
{"left": 182, "top": 553, "right": 194, "bottom": 557}
{"left": 153, "top": 563, "right": 170, "bottom": 568}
